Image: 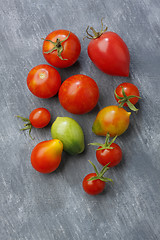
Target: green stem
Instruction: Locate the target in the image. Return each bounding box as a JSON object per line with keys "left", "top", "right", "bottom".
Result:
{"left": 104, "top": 133, "right": 110, "bottom": 146}
{"left": 16, "top": 115, "right": 34, "bottom": 140}
{"left": 87, "top": 161, "right": 113, "bottom": 183}
{"left": 89, "top": 133, "right": 117, "bottom": 151}
{"left": 88, "top": 160, "right": 99, "bottom": 176}
{"left": 42, "top": 32, "right": 70, "bottom": 60}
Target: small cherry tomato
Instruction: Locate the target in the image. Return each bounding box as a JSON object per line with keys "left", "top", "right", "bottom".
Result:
{"left": 85, "top": 19, "right": 130, "bottom": 76}
{"left": 114, "top": 82, "right": 141, "bottom": 111}
{"left": 97, "top": 143, "right": 122, "bottom": 167}
{"left": 31, "top": 139, "right": 63, "bottom": 173}
{"left": 90, "top": 133, "right": 122, "bottom": 167}
{"left": 58, "top": 74, "right": 99, "bottom": 114}
{"left": 29, "top": 108, "right": 51, "bottom": 128}
{"left": 27, "top": 64, "right": 61, "bottom": 98}
{"left": 42, "top": 30, "right": 81, "bottom": 68}
{"left": 82, "top": 161, "right": 112, "bottom": 195}
{"left": 83, "top": 173, "right": 105, "bottom": 195}
{"left": 92, "top": 105, "right": 131, "bottom": 137}
{"left": 16, "top": 108, "right": 51, "bottom": 139}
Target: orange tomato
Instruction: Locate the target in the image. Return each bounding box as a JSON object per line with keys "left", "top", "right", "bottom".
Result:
{"left": 31, "top": 139, "right": 63, "bottom": 173}
{"left": 92, "top": 106, "right": 131, "bottom": 137}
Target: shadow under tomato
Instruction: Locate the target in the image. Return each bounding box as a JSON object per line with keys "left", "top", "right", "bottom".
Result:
{"left": 57, "top": 60, "right": 82, "bottom": 82}
{"left": 56, "top": 146, "right": 89, "bottom": 172}
{"left": 100, "top": 183, "right": 113, "bottom": 196}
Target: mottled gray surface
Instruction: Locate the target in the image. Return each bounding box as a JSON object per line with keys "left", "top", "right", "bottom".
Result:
{"left": 0, "top": 0, "right": 160, "bottom": 239}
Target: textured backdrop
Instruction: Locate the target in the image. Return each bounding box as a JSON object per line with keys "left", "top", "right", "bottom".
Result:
{"left": 0, "top": 0, "right": 160, "bottom": 239}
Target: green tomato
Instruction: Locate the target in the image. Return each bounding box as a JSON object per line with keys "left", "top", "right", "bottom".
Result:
{"left": 51, "top": 117, "right": 85, "bottom": 155}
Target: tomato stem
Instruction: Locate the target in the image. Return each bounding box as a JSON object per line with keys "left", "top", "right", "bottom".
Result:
{"left": 16, "top": 115, "right": 34, "bottom": 140}
{"left": 87, "top": 160, "right": 113, "bottom": 182}
{"left": 42, "top": 32, "right": 70, "bottom": 60}
{"left": 114, "top": 86, "right": 141, "bottom": 112}
{"left": 89, "top": 133, "right": 117, "bottom": 150}
{"left": 84, "top": 18, "right": 108, "bottom": 40}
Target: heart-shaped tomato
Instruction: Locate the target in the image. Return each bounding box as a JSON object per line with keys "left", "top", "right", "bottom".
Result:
{"left": 85, "top": 20, "right": 130, "bottom": 77}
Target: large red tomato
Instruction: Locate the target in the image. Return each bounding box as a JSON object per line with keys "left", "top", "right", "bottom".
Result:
{"left": 27, "top": 64, "right": 61, "bottom": 98}
{"left": 85, "top": 20, "right": 130, "bottom": 76}
{"left": 58, "top": 74, "right": 99, "bottom": 114}
{"left": 42, "top": 30, "right": 81, "bottom": 68}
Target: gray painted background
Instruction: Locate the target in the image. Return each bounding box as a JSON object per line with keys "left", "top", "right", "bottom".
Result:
{"left": 0, "top": 0, "right": 160, "bottom": 239}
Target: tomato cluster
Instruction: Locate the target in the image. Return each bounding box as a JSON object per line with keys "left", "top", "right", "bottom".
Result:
{"left": 17, "top": 19, "right": 141, "bottom": 195}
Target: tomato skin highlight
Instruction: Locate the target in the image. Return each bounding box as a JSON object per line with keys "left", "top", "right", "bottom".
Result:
{"left": 92, "top": 106, "right": 131, "bottom": 137}
{"left": 88, "top": 32, "right": 130, "bottom": 77}
{"left": 27, "top": 64, "right": 61, "bottom": 98}
{"left": 115, "top": 82, "right": 140, "bottom": 106}
{"left": 31, "top": 139, "right": 63, "bottom": 173}
{"left": 42, "top": 30, "right": 81, "bottom": 68}
{"left": 58, "top": 74, "right": 99, "bottom": 114}
{"left": 96, "top": 143, "right": 122, "bottom": 167}
{"left": 29, "top": 108, "right": 51, "bottom": 128}
{"left": 83, "top": 173, "right": 105, "bottom": 195}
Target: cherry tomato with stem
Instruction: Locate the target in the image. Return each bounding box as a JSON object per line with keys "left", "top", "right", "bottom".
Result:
{"left": 16, "top": 108, "right": 51, "bottom": 139}
{"left": 42, "top": 30, "right": 81, "bottom": 68}
{"left": 31, "top": 139, "right": 63, "bottom": 173}
{"left": 83, "top": 160, "right": 113, "bottom": 195}
{"left": 84, "top": 18, "right": 130, "bottom": 77}
{"left": 114, "top": 82, "right": 141, "bottom": 112}
{"left": 58, "top": 74, "right": 99, "bottom": 114}
{"left": 27, "top": 64, "right": 61, "bottom": 98}
{"left": 89, "top": 133, "right": 122, "bottom": 167}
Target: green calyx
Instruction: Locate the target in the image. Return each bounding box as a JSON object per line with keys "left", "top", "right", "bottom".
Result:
{"left": 84, "top": 18, "right": 108, "bottom": 40}
{"left": 89, "top": 132, "right": 117, "bottom": 151}
{"left": 114, "top": 86, "right": 141, "bottom": 112}
{"left": 42, "top": 32, "right": 70, "bottom": 60}
{"left": 87, "top": 160, "right": 113, "bottom": 182}
{"left": 16, "top": 116, "right": 34, "bottom": 140}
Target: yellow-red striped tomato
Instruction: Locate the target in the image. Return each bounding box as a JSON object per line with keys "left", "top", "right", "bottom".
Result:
{"left": 92, "top": 106, "right": 131, "bottom": 137}
{"left": 31, "top": 139, "right": 63, "bottom": 173}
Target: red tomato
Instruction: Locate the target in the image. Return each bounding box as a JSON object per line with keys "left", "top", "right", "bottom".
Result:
{"left": 90, "top": 133, "right": 122, "bottom": 167}
{"left": 83, "top": 173, "right": 106, "bottom": 195}
{"left": 16, "top": 108, "right": 51, "bottom": 139}
{"left": 82, "top": 160, "right": 112, "bottom": 195}
{"left": 114, "top": 83, "right": 140, "bottom": 111}
{"left": 58, "top": 74, "right": 99, "bottom": 114}
{"left": 29, "top": 108, "right": 51, "bottom": 128}
{"left": 31, "top": 139, "right": 63, "bottom": 173}
{"left": 96, "top": 143, "right": 122, "bottom": 167}
{"left": 27, "top": 64, "right": 61, "bottom": 98}
{"left": 85, "top": 20, "right": 130, "bottom": 76}
{"left": 42, "top": 30, "right": 81, "bottom": 68}
{"left": 92, "top": 106, "right": 131, "bottom": 137}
